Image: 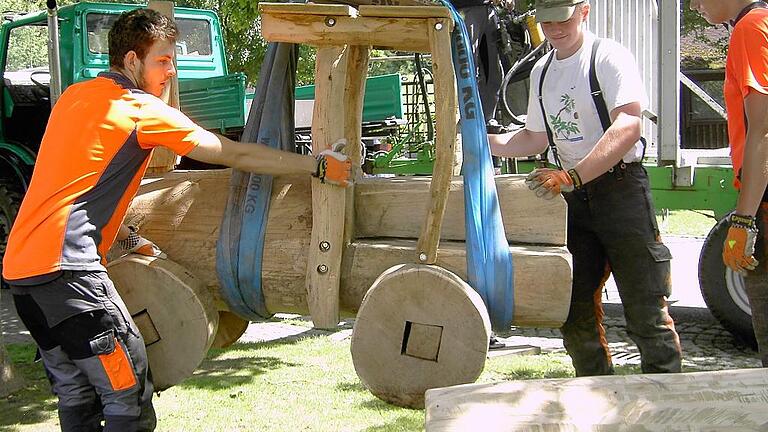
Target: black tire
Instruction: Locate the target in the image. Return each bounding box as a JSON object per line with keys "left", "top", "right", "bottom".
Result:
{"left": 698, "top": 212, "right": 757, "bottom": 347}
{"left": 0, "top": 178, "right": 23, "bottom": 289}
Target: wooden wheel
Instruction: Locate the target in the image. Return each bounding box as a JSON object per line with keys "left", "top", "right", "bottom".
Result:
{"left": 211, "top": 311, "right": 250, "bottom": 348}
{"left": 107, "top": 255, "right": 218, "bottom": 390}
{"left": 351, "top": 264, "right": 490, "bottom": 408}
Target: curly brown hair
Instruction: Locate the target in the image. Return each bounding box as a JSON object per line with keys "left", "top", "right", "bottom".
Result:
{"left": 108, "top": 8, "right": 178, "bottom": 68}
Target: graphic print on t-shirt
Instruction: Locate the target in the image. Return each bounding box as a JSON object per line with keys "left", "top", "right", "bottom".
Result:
{"left": 548, "top": 93, "right": 583, "bottom": 143}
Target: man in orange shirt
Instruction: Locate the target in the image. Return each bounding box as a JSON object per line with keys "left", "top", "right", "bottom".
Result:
{"left": 1, "top": 9, "right": 350, "bottom": 432}
{"left": 691, "top": 0, "right": 768, "bottom": 366}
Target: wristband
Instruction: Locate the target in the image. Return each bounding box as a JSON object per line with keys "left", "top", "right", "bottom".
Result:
{"left": 567, "top": 168, "right": 583, "bottom": 189}
{"left": 730, "top": 213, "right": 757, "bottom": 229}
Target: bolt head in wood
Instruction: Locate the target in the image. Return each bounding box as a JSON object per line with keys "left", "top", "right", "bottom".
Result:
{"left": 317, "top": 264, "right": 329, "bottom": 274}
{"left": 319, "top": 241, "right": 331, "bottom": 252}
{"left": 435, "top": 22, "right": 443, "bottom": 31}
{"left": 325, "top": 16, "right": 336, "bottom": 27}
{"left": 419, "top": 253, "right": 428, "bottom": 262}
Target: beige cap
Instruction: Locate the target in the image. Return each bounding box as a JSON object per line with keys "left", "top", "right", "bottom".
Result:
{"left": 534, "top": 0, "right": 584, "bottom": 23}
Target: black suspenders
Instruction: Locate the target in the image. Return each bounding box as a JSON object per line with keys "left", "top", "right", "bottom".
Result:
{"left": 538, "top": 39, "right": 610, "bottom": 169}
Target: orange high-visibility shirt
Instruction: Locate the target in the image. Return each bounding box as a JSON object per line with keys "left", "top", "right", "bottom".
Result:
{"left": 725, "top": 7, "right": 768, "bottom": 189}
{"left": 2, "top": 72, "right": 217, "bottom": 283}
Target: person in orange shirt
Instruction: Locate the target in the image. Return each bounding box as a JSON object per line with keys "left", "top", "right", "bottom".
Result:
{"left": 1, "top": 8, "right": 350, "bottom": 432}
{"left": 690, "top": 0, "right": 768, "bottom": 366}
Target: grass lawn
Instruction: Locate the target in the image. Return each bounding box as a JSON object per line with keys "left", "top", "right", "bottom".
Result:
{"left": 2, "top": 333, "right": 588, "bottom": 432}
{"left": 0, "top": 210, "right": 718, "bottom": 431}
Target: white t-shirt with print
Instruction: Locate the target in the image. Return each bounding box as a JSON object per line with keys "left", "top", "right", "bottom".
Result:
{"left": 525, "top": 31, "right": 647, "bottom": 170}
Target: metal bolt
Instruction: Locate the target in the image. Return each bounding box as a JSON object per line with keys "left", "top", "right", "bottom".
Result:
{"left": 317, "top": 264, "right": 329, "bottom": 274}
{"left": 419, "top": 253, "right": 428, "bottom": 262}
{"left": 434, "top": 22, "right": 443, "bottom": 31}
{"left": 319, "top": 241, "right": 331, "bottom": 252}
{"left": 325, "top": 17, "right": 336, "bottom": 27}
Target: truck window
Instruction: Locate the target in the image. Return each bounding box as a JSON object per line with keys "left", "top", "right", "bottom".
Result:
{"left": 2, "top": 23, "right": 51, "bottom": 152}
{"left": 4, "top": 24, "right": 49, "bottom": 82}
{"left": 86, "top": 13, "right": 212, "bottom": 57}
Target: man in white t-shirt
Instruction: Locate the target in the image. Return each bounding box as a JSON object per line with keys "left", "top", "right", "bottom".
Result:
{"left": 489, "top": 0, "right": 682, "bottom": 376}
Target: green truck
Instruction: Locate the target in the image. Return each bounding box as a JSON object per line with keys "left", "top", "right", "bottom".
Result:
{"left": 0, "top": 1, "right": 248, "bottom": 284}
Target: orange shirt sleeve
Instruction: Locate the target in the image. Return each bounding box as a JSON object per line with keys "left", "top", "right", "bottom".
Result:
{"left": 134, "top": 95, "right": 219, "bottom": 156}
{"left": 729, "top": 15, "right": 768, "bottom": 98}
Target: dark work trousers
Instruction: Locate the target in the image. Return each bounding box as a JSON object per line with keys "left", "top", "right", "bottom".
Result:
{"left": 746, "top": 202, "right": 768, "bottom": 367}
{"left": 561, "top": 162, "right": 682, "bottom": 376}
{"left": 12, "top": 271, "right": 155, "bottom": 432}
{"left": 456, "top": 4, "right": 503, "bottom": 122}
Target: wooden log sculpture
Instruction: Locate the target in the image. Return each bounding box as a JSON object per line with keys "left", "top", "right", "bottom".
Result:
{"left": 118, "top": 2, "right": 573, "bottom": 403}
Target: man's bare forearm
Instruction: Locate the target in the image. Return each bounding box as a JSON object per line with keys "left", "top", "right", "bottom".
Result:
{"left": 186, "top": 134, "right": 317, "bottom": 176}
{"left": 736, "top": 91, "right": 768, "bottom": 217}
{"left": 573, "top": 112, "right": 641, "bottom": 183}
{"left": 736, "top": 131, "right": 768, "bottom": 217}
{"left": 488, "top": 128, "right": 549, "bottom": 158}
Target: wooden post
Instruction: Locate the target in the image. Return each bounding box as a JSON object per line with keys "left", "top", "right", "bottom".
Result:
{"left": 306, "top": 46, "right": 349, "bottom": 329}
{"left": 146, "top": 0, "right": 181, "bottom": 174}
{"left": 343, "top": 45, "right": 370, "bottom": 245}
{"left": 416, "top": 18, "right": 457, "bottom": 264}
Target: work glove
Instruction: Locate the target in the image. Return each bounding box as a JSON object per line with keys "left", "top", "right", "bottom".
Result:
{"left": 723, "top": 213, "right": 759, "bottom": 275}
{"left": 116, "top": 226, "right": 167, "bottom": 259}
{"left": 314, "top": 140, "right": 352, "bottom": 187}
{"left": 525, "top": 167, "right": 582, "bottom": 199}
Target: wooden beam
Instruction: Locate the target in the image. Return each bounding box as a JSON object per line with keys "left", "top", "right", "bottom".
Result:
{"left": 425, "top": 369, "right": 768, "bottom": 431}
{"left": 258, "top": 3, "right": 357, "bottom": 17}
{"left": 306, "top": 46, "right": 349, "bottom": 329}
{"left": 146, "top": 0, "right": 180, "bottom": 174}
{"left": 358, "top": 5, "right": 452, "bottom": 19}
{"left": 343, "top": 45, "right": 370, "bottom": 245}
{"left": 260, "top": 13, "right": 435, "bottom": 52}
{"left": 416, "top": 17, "right": 456, "bottom": 264}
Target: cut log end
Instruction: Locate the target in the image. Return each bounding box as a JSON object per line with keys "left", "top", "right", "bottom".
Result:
{"left": 351, "top": 264, "right": 491, "bottom": 409}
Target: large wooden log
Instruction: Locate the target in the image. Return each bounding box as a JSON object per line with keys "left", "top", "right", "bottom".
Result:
{"left": 425, "top": 368, "right": 768, "bottom": 431}
{"left": 125, "top": 170, "right": 571, "bottom": 327}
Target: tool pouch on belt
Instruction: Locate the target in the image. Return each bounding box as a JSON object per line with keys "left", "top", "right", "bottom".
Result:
{"left": 90, "top": 330, "right": 137, "bottom": 391}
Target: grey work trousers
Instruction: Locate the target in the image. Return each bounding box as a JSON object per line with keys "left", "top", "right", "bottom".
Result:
{"left": 561, "top": 162, "right": 682, "bottom": 376}
{"left": 12, "top": 271, "right": 155, "bottom": 432}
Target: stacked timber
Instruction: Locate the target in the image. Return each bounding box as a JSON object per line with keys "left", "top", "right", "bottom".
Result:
{"left": 124, "top": 169, "right": 571, "bottom": 328}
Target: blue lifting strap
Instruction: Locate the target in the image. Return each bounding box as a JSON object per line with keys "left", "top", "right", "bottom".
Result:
{"left": 216, "top": 42, "right": 299, "bottom": 320}
{"left": 442, "top": 1, "right": 515, "bottom": 330}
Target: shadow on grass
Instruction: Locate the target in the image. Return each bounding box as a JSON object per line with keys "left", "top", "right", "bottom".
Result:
{"left": 1, "top": 344, "right": 58, "bottom": 428}
{"left": 336, "top": 380, "right": 366, "bottom": 393}
{"left": 497, "top": 367, "right": 573, "bottom": 381}
{"left": 178, "top": 342, "right": 301, "bottom": 391}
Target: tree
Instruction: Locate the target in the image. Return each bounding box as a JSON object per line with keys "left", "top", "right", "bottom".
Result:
{"left": 175, "top": 0, "right": 317, "bottom": 85}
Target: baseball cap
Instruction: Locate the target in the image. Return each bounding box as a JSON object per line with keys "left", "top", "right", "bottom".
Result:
{"left": 534, "top": 0, "right": 585, "bottom": 23}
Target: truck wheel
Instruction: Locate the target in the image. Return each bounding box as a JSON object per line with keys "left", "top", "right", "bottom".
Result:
{"left": 0, "top": 178, "right": 23, "bottom": 289}
{"left": 698, "top": 213, "right": 757, "bottom": 347}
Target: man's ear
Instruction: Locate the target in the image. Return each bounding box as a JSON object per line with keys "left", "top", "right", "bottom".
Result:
{"left": 581, "top": 3, "right": 591, "bottom": 19}
{"left": 123, "top": 50, "right": 139, "bottom": 72}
